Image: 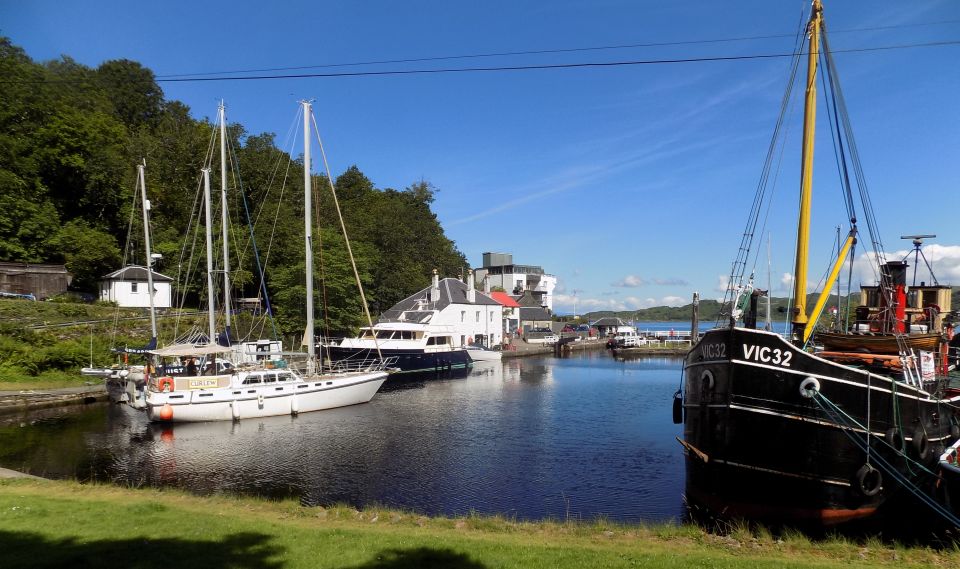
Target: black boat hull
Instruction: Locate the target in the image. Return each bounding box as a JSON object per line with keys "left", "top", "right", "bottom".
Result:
{"left": 324, "top": 346, "right": 473, "bottom": 375}
{"left": 682, "top": 327, "right": 957, "bottom": 526}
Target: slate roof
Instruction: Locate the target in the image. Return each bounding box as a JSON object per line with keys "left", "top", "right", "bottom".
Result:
{"left": 381, "top": 277, "right": 499, "bottom": 320}
{"left": 101, "top": 265, "right": 174, "bottom": 283}
{"left": 518, "top": 306, "right": 551, "bottom": 322}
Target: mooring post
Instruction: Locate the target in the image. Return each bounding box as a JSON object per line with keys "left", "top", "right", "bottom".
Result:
{"left": 691, "top": 292, "right": 700, "bottom": 347}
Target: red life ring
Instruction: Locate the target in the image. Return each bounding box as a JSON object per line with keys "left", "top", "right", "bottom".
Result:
{"left": 157, "top": 377, "right": 175, "bottom": 393}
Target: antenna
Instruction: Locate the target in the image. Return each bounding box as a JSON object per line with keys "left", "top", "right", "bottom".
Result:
{"left": 900, "top": 234, "right": 938, "bottom": 287}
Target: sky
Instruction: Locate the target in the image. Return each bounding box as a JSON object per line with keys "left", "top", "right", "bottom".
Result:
{"left": 3, "top": 0, "right": 958, "bottom": 316}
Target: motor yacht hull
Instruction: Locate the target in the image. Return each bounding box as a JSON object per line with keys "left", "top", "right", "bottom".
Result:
{"left": 326, "top": 346, "right": 472, "bottom": 374}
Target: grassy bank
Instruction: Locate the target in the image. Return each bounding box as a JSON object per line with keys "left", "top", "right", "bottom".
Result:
{"left": 0, "top": 299, "right": 274, "bottom": 389}
{"left": 1, "top": 479, "right": 957, "bottom": 569}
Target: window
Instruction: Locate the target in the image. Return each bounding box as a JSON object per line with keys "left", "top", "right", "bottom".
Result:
{"left": 460, "top": 335, "right": 465, "bottom": 346}
{"left": 242, "top": 374, "right": 262, "bottom": 385}
{"left": 131, "top": 282, "right": 138, "bottom": 293}
{"left": 475, "top": 311, "right": 480, "bottom": 322}
{"left": 490, "top": 312, "right": 494, "bottom": 321}
{"left": 376, "top": 330, "right": 394, "bottom": 339}
{"left": 461, "top": 311, "right": 465, "bottom": 322}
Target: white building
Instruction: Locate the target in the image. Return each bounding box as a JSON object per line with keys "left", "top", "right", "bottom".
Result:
{"left": 99, "top": 265, "right": 173, "bottom": 308}
{"left": 473, "top": 252, "right": 557, "bottom": 311}
{"left": 380, "top": 270, "right": 504, "bottom": 347}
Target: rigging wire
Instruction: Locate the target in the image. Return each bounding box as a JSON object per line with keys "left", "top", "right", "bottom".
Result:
{"left": 225, "top": 128, "right": 279, "bottom": 342}
{"left": 310, "top": 109, "right": 384, "bottom": 362}
{"left": 719, "top": 2, "right": 807, "bottom": 325}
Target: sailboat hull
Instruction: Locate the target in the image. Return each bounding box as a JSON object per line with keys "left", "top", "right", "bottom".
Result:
{"left": 145, "top": 371, "right": 387, "bottom": 423}
{"left": 682, "top": 327, "right": 958, "bottom": 526}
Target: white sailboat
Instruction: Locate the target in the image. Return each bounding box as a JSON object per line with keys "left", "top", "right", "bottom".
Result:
{"left": 142, "top": 101, "right": 389, "bottom": 422}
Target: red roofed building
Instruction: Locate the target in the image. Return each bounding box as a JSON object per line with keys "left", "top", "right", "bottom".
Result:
{"left": 490, "top": 291, "right": 521, "bottom": 335}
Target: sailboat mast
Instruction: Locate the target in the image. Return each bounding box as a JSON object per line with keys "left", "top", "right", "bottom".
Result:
{"left": 138, "top": 161, "right": 158, "bottom": 344}
{"left": 219, "top": 102, "right": 232, "bottom": 344}
{"left": 791, "top": 0, "right": 823, "bottom": 341}
{"left": 303, "top": 101, "right": 316, "bottom": 376}
{"left": 203, "top": 168, "right": 217, "bottom": 343}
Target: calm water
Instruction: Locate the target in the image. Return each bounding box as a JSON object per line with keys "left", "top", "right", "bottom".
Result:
{"left": 0, "top": 351, "right": 685, "bottom": 523}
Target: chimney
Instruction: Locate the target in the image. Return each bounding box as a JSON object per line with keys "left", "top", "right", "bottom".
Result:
{"left": 483, "top": 275, "right": 490, "bottom": 294}
{"left": 431, "top": 269, "right": 440, "bottom": 304}
{"left": 467, "top": 270, "right": 476, "bottom": 303}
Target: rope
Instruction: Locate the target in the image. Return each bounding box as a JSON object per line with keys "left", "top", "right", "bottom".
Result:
{"left": 811, "top": 391, "right": 960, "bottom": 527}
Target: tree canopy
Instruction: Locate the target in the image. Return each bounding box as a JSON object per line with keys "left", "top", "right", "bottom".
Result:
{"left": 0, "top": 37, "right": 468, "bottom": 337}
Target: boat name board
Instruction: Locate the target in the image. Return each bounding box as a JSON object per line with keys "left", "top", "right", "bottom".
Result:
{"left": 699, "top": 342, "right": 727, "bottom": 360}
{"left": 742, "top": 344, "right": 792, "bottom": 367}
{"left": 187, "top": 378, "right": 221, "bottom": 389}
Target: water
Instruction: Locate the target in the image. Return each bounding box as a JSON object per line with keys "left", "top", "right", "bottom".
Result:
{"left": 0, "top": 351, "right": 685, "bottom": 523}
{"left": 632, "top": 320, "right": 790, "bottom": 335}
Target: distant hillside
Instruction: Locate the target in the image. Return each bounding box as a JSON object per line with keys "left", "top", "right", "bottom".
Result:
{"left": 575, "top": 286, "right": 959, "bottom": 323}
{"left": 577, "top": 293, "right": 845, "bottom": 323}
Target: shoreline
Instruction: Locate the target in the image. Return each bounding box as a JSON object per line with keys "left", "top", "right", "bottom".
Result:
{"left": 0, "top": 384, "right": 108, "bottom": 415}
{"left": 0, "top": 342, "right": 687, "bottom": 413}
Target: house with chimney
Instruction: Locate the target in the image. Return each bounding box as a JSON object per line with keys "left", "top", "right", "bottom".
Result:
{"left": 379, "top": 270, "right": 504, "bottom": 348}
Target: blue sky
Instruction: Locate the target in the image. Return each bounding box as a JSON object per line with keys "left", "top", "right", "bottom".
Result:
{"left": 3, "top": 0, "right": 958, "bottom": 315}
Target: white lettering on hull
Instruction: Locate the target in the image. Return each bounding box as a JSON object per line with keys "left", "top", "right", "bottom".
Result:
{"left": 742, "top": 344, "right": 793, "bottom": 367}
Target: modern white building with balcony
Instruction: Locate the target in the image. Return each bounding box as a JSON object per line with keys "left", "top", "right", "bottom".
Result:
{"left": 473, "top": 252, "right": 557, "bottom": 311}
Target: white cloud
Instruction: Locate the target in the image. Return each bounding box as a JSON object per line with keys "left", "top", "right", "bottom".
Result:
{"left": 780, "top": 272, "right": 794, "bottom": 290}
{"left": 653, "top": 278, "right": 689, "bottom": 286}
{"left": 853, "top": 245, "right": 960, "bottom": 286}
{"left": 715, "top": 274, "right": 730, "bottom": 293}
{"left": 553, "top": 293, "right": 689, "bottom": 314}
{"left": 612, "top": 275, "right": 646, "bottom": 288}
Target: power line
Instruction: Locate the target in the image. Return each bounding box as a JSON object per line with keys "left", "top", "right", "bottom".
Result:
{"left": 4, "top": 40, "right": 958, "bottom": 86}
{"left": 156, "top": 40, "right": 960, "bottom": 83}
{"left": 155, "top": 19, "right": 960, "bottom": 79}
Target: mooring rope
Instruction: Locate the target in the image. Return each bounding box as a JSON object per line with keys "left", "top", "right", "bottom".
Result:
{"left": 811, "top": 391, "right": 960, "bottom": 527}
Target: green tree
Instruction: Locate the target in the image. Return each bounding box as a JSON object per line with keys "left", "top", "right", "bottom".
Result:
{"left": 96, "top": 59, "right": 164, "bottom": 129}
{"left": 47, "top": 220, "right": 121, "bottom": 290}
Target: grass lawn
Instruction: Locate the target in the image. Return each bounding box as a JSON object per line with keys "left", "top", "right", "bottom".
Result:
{"left": 1, "top": 479, "right": 957, "bottom": 569}
{"left": 0, "top": 371, "right": 96, "bottom": 391}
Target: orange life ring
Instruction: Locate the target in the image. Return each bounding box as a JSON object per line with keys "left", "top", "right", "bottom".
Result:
{"left": 157, "top": 377, "right": 175, "bottom": 393}
{"left": 868, "top": 319, "right": 882, "bottom": 333}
